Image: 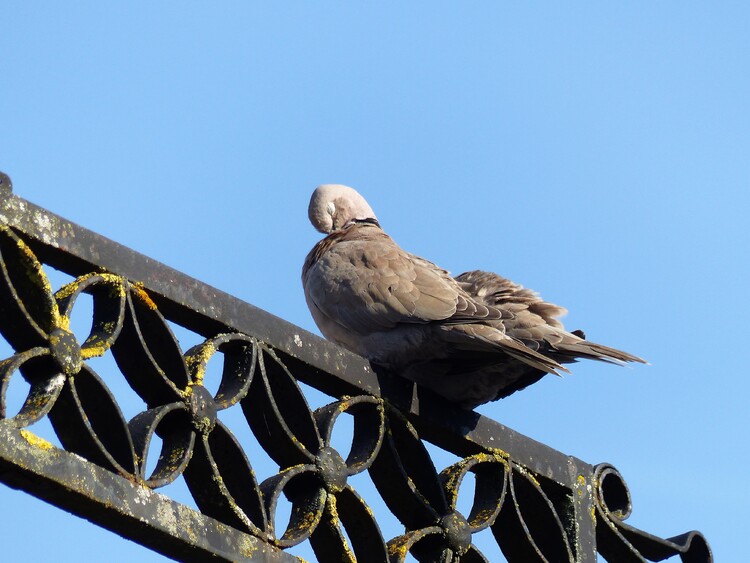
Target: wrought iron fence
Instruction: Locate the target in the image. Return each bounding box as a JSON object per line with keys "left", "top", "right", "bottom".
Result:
{"left": 0, "top": 172, "right": 711, "bottom": 562}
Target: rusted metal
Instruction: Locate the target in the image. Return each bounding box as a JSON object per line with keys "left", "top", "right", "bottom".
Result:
{"left": 0, "top": 173, "right": 711, "bottom": 562}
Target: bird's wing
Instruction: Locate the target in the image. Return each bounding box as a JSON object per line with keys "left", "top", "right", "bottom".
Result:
{"left": 406, "top": 254, "right": 507, "bottom": 324}
{"left": 304, "top": 228, "right": 501, "bottom": 334}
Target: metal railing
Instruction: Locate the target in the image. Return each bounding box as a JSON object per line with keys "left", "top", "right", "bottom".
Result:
{"left": 0, "top": 172, "right": 711, "bottom": 562}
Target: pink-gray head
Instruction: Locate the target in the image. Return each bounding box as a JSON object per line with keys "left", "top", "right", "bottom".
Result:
{"left": 308, "top": 184, "right": 379, "bottom": 234}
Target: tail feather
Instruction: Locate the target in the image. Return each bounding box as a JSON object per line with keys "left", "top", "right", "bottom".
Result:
{"left": 500, "top": 339, "right": 570, "bottom": 376}
{"left": 442, "top": 323, "right": 571, "bottom": 376}
{"left": 554, "top": 337, "right": 647, "bottom": 366}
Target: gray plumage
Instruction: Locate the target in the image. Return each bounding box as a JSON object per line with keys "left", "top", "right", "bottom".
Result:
{"left": 302, "top": 184, "right": 645, "bottom": 408}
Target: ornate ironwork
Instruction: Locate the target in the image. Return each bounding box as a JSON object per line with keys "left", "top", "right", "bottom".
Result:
{"left": 0, "top": 172, "right": 711, "bottom": 562}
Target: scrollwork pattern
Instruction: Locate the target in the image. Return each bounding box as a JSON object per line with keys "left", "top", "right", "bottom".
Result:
{"left": 594, "top": 464, "right": 712, "bottom": 563}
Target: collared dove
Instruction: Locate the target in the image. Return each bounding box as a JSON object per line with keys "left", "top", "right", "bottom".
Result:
{"left": 302, "top": 184, "right": 645, "bottom": 408}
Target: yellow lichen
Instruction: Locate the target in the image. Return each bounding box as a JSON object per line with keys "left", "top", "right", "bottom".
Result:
{"left": 184, "top": 341, "right": 216, "bottom": 385}
{"left": 81, "top": 341, "right": 108, "bottom": 360}
{"left": 387, "top": 535, "right": 412, "bottom": 558}
{"left": 167, "top": 447, "right": 186, "bottom": 465}
{"left": 55, "top": 272, "right": 127, "bottom": 302}
{"left": 11, "top": 236, "right": 62, "bottom": 328}
{"left": 477, "top": 446, "right": 510, "bottom": 460}
{"left": 131, "top": 283, "right": 159, "bottom": 310}
{"left": 53, "top": 279, "right": 82, "bottom": 301}
{"left": 235, "top": 535, "right": 259, "bottom": 558}
{"left": 576, "top": 474, "right": 586, "bottom": 496}
{"left": 56, "top": 315, "right": 71, "bottom": 332}
{"left": 20, "top": 429, "right": 54, "bottom": 450}
{"left": 472, "top": 507, "right": 496, "bottom": 522}
{"left": 514, "top": 464, "right": 540, "bottom": 487}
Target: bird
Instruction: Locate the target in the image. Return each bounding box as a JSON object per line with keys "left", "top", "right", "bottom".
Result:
{"left": 302, "top": 184, "right": 645, "bottom": 409}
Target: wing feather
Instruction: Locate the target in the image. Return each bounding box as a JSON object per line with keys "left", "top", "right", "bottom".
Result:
{"left": 303, "top": 229, "right": 507, "bottom": 337}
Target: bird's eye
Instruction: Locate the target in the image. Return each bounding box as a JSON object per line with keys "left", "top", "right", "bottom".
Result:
{"left": 326, "top": 202, "right": 336, "bottom": 216}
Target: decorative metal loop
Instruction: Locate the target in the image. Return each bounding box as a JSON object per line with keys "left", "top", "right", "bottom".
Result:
{"left": 313, "top": 394, "right": 385, "bottom": 477}
{"left": 0, "top": 347, "right": 63, "bottom": 426}
{"left": 111, "top": 285, "right": 190, "bottom": 407}
{"left": 440, "top": 453, "right": 509, "bottom": 533}
{"left": 492, "top": 463, "right": 574, "bottom": 562}
{"left": 259, "top": 394, "right": 387, "bottom": 554}
{"left": 387, "top": 454, "right": 509, "bottom": 561}
{"left": 55, "top": 273, "right": 127, "bottom": 360}
{"left": 387, "top": 524, "right": 490, "bottom": 563}
{"left": 594, "top": 464, "right": 713, "bottom": 563}
{"left": 184, "top": 419, "right": 269, "bottom": 539}
{"left": 242, "top": 346, "right": 322, "bottom": 467}
{"left": 184, "top": 332, "right": 257, "bottom": 409}
{"left": 47, "top": 364, "right": 138, "bottom": 477}
{"left": 369, "top": 405, "right": 447, "bottom": 529}
{"left": 261, "top": 464, "right": 327, "bottom": 547}
{"left": 387, "top": 526, "right": 444, "bottom": 562}
{"left": 128, "top": 403, "right": 195, "bottom": 487}
{"left": 309, "top": 486, "right": 389, "bottom": 563}
{"left": 0, "top": 226, "right": 62, "bottom": 349}
{"left": 597, "top": 463, "right": 633, "bottom": 519}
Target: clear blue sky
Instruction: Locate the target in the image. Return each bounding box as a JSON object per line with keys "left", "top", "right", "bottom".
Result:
{"left": 2, "top": 3, "right": 747, "bottom": 561}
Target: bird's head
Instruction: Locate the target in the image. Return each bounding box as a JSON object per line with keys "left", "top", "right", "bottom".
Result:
{"left": 308, "top": 184, "right": 379, "bottom": 234}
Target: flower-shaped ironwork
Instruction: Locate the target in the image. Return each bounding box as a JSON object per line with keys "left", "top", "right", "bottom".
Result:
{"left": 0, "top": 224, "right": 392, "bottom": 557}
{"left": 243, "top": 346, "right": 388, "bottom": 561}
{"left": 125, "top": 331, "right": 269, "bottom": 538}
{"left": 0, "top": 226, "right": 136, "bottom": 476}
{"left": 372, "top": 405, "right": 576, "bottom": 562}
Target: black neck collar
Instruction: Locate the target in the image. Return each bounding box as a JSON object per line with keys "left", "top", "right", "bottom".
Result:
{"left": 350, "top": 217, "right": 380, "bottom": 228}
